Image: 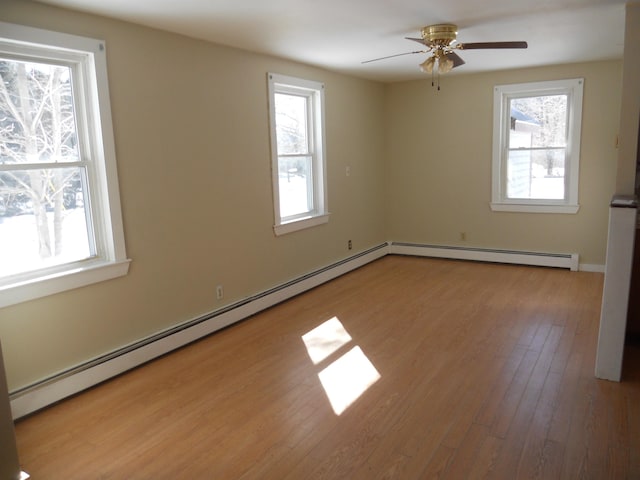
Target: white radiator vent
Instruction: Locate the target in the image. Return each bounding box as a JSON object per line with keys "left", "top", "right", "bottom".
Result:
{"left": 389, "top": 242, "right": 579, "bottom": 271}
{"left": 9, "top": 243, "right": 389, "bottom": 419}
{"left": 10, "top": 241, "right": 583, "bottom": 419}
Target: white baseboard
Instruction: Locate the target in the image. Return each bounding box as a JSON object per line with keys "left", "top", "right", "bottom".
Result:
{"left": 10, "top": 240, "right": 593, "bottom": 419}
{"left": 578, "top": 263, "right": 606, "bottom": 273}
{"left": 9, "top": 243, "right": 389, "bottom": 419}
{"left": 389, "top": 242, "right": 580, "bottom": 271}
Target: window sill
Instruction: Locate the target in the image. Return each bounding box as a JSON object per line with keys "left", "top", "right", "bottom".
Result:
{"left": 0, "top": 259, "right": 131, "bottom": 308}
{"left": 274, "top": 213, "right": 330, "bottom": 236}
{"left": 490, "top": 202, "right": 580, "bottom": 214}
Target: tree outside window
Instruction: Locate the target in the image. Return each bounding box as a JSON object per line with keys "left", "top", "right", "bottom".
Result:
{"left": 268, "top": 73, "right": 328, "bottom": 235}
{"left": 0, "top": 21, "right": 128, "bottom": 308}
{"left": 491, "top": 78, "right": 583, "bottom": 214}
{"left": 1, "top": 58, "right": 92, "bottom": 278}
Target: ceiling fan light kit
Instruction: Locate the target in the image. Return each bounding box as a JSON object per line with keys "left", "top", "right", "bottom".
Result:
{"left": 419, "top": 56, "right": 436, "bottom": 74}
{"left": 419, "top": 50, "right": 454, "bottom": 75}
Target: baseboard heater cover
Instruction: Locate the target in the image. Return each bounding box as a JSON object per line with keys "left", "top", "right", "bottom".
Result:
{"left": 389, "top": 242, "right": 579, "bottom": 271}
{"left": 9, "top": 243, "right": 389, "bottom": 419}
{"left": 9, "top": 240, "right": 579, "bottom": 418}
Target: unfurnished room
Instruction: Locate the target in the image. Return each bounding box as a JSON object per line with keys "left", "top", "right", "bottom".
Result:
{"left": 0, "top": 0, "right": 639, "bottom": 478}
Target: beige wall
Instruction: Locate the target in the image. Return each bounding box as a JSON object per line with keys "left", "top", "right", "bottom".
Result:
{"left": 0, "top": 0, "right": 387, "bottom": 390}
{"left": 0, "top": 0, "right": 622, "bottom": 393}
{"left": 385, "top": 61, "right": 621, "bottom": 266}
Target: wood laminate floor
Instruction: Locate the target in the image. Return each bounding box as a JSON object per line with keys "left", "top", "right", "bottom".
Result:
{"left": 14, "top": 256, "right": 640, "bottom": 479}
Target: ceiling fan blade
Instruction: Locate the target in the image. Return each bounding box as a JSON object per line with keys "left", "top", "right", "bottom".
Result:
{"left": 446, "top": 51, "right": 465, "bottom": 68}
{"left": 405, "top": 37, "right": 431, "bottom": 47}
{"left": 457, "top": 41, "right": 528, "bottom": 50}
{"left": 362, "top": 50, "right": 425, "bottom": 64}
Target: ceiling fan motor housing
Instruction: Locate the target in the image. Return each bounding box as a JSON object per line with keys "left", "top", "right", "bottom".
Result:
{"left": 421, "top": 24, "right": 458, "bottom": 46}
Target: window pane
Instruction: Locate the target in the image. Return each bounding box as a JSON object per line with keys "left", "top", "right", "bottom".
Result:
{"left": 0, "top": 59, "right": 79, "bottom": 165}
{"left": 274, "top": 93, "right": 308, "bottom": 155}
{"left": 510, "top": 95, "right": 567, "bottom": 148}
{"left": 0, "top": 167, "right": 92, "bottom": 277}
{"left": 507, "top": 149, "right": 565, "bottom": 200}
{"left": 278, "top": 155, "right": 313, "bottom": 217}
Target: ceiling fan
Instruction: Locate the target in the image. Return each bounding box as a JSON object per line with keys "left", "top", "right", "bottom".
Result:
{"left": 363, "top": 24, "right": 528, "bottom": 75}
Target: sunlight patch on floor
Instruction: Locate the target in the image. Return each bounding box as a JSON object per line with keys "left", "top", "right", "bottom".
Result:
{"left": 301, "top": 316, "right": 352, "bottom": 364}
{"left": 318, "top": 346, "right": 381, "bottom": 415}
{"left": 302, "top": 317, "right": 381, "bottom": 415}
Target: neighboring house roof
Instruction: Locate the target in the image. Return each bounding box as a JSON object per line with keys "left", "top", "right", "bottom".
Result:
{"left": 510, "top": 107, "right": 539, "bottom": 124}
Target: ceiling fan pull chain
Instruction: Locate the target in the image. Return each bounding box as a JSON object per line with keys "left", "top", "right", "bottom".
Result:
{"left": 431, "top": 71, "right": 441, "bottom": 91}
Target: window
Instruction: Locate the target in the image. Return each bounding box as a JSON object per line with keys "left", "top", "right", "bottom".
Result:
{"left": 268, "top": 73, "right": 328, "bottom": 235}
{"left": 491, "top": 78, "right": 584, "bottom": 213}
{"left": 0, "top": 22, "right": 129, "bottom": 307}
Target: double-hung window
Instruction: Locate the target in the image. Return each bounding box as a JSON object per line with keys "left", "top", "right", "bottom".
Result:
{"left": 268, "top": 73, "right": 328, "bottom": 235}
{"left": 0, "top": 22, "right": 129, "bottom": 307}
{"left": 491, "top": 78, "right": 584, "bottom": 213}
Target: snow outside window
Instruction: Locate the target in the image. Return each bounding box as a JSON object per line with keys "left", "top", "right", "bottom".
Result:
{"left": 0, "top": 22, "right": 129, "bottom": 307}
{"left": 491, "top": 78, "right": 584, "bottom": 214}
{"left": 268, "top": 73, "right": 328, "bottom": 235}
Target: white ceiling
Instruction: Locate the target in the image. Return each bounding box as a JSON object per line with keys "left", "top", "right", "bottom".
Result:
{"left": 35, "top": 0, "right": 627, "bottom": 82}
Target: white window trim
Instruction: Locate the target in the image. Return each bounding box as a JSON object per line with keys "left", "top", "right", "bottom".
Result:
{"left": 268, "top": 73, "right": 329, "bottom": 236}
{"left": 491, "top": 78, "right": 584, "bottom": 214}
{"left": 0, "top": 22, "right": 129, "bottom": 308}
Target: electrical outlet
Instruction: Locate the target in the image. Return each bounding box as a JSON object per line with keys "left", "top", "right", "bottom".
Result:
{"left": 216, "top": 285, "right": 224, "bottom": 300}
{"left": 348, "top": 240, "right": 352, "bottom": 250}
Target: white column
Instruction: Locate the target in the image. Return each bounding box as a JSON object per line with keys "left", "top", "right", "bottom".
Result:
{"left": 595, "top": 201, "right": 637, "bottom": 381}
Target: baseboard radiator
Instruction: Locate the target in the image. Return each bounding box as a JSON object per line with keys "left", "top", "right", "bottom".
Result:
{"left": 389, "top": 242, "right": 579, "bottom": 271}
{"left": 10, "top": 240, "right": 580, "bottom": 419}
{"left": 9, "top": 243, "right": 389, "bottom": 419}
